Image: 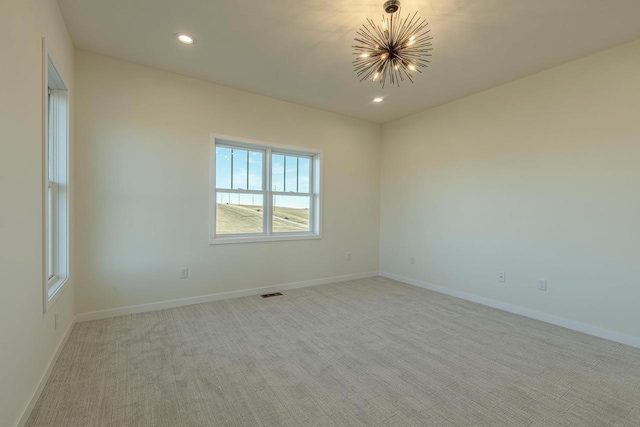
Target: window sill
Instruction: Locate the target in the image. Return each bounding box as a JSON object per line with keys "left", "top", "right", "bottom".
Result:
{"left": 46, "top": 276, "right": 69, "bottom": 312}
{"left": 210, "top": 233, "right": 321, "bottom": 245}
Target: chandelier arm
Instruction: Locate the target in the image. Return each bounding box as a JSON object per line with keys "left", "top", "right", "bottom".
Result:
{"left": 413, "top": 20, "right": 430, "bottom": 33}
{"left": 354, "top": 62, "right": 381, "bottom": 73}
{"left": 360, "top": 22, "right": 386, "bottom": 49}
{"left": 357, "top": 33, "right": 383, "bottom": 50}
{"left": 395, "top": 11, "right": 418, "bottom": 47}
{"left": 368, "top": 19, "right": 389, "bottom": 47}
{"left": 391, "top": 64, "right": 401, "bottom": 87}
{"left": 408, "top": 24, "right": 431, "bottom": 43}
{"left": 355, "top": 57, "right": 382, "bottom": 72}
{"left": 389, "top": 13, "right": 397, "bottom": 47}
{"left": 405, "top": 52, "right": 432, "bottom": 58}
{"left": 406, "top": 18, "right": 427, "bottom": 43}
{"left": 404, "top": 68, "right": 415, "bottom": 83}
{"left": 357, "top": 65, "right": 379, "bottom": 82}
{"left": 353, "top": 60, "right": 384, "bottom": 70}
{"left": 357, "top": 24, "right": 382, "bottom": 45}
{"left": 405, "top": 41, "right": 433, "bottom": 51}
{"left": 400, "top": 10, "right": 412, "bottom": 42}
{"left": 403, "top": 46, "right": 432, "bottom": 53}
{"left": 354, "top": 58, "right": 383, "bottom": 69}
{"left": 412, "top": 35, "right": 434, "bottom": 44}
{"left": 402, "top": 52, "right": 432, "bottom": 59}
{"left": 415, "top": 44, "right": 434, "bottom": 51}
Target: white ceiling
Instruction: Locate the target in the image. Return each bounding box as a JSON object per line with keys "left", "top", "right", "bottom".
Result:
{"left": 57, "top": 0, "right": 640, "bottom": 123}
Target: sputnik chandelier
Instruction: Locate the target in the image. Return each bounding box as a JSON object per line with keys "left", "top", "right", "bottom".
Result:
{"left": 353, "top": 0, "right": 433, "bottom": 88}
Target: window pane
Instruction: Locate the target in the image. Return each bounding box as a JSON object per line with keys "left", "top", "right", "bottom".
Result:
{"left": 285, "top": 156, "right": 298, "bottom": 192}
{"left": 48, "top": 93, "right": 54, "bottom": 181}
{"left": 215, "top": 147, "right": 232, "bottom": 189}
{"left": 232, "top": 149, "right": 248, "bottom": 190}
{"left": 47, "top": 184, "right": 53, "bottom": 279}
{"left": 216, "top": 192, "right": 264, "bottom": 234}
{"left": 248, "top": 151, "right": 263, "bottom": 190}
{"left": 298, "top": 157, "right": 311, "bottom": 193}
{"left": 273, "top": 195, "right": 310, "bottom": 233}
{"left": 272, "top": 154, "right": 285, "bottom": 192}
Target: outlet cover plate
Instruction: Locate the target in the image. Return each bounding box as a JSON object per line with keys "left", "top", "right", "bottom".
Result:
{"left": 538, "top": 279, "right": 547, "bottom": 291}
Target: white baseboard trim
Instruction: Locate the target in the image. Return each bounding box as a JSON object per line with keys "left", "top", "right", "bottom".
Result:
{"left": 380, "top": 271, "right": 640, "bottom": 349}
{"left": 17, "top": 317, "right": 76, "bottom": 427}
{"left": 76, "top": 271, "right": 379, "bottom": 323}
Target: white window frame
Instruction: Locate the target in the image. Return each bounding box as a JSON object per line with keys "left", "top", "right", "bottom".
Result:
{"left": 209, "top": 134, "right": 322, "bottom": 244}
{"left": 42, "top": 40, "right": 70, "bottom": 312}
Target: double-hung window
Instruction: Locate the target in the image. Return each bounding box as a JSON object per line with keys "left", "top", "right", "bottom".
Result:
{"left": 44, "top": 53, "right": 69, "bottom": 311}
{"left": 210, "top": 136, "right": 321, "bottom": 244}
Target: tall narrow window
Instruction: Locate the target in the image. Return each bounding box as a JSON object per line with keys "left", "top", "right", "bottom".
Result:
{"left": 44, "top": 55, "right": 69, "bottom": 311}
{"left": 210, "top": 136, "right": 321, "bottom": 244}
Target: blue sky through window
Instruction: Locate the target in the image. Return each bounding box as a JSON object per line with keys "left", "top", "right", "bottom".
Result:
{"left": 272, "top": 154, "right": 310, "bottom": 193}
{"left": 216, "top": 147, "right": 263, "bottom": 191}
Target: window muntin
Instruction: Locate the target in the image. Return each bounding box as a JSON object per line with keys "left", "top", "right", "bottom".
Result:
{"left": 211, "top": 137, "right": 320, "bottom": 243}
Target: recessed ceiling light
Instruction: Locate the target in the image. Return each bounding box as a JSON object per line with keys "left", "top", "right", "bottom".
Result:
{"left": 176, "top": 33, "right": 196, "bottom": 45}
{"left": 373, "top": 97, "right": 384, "bottom": 103}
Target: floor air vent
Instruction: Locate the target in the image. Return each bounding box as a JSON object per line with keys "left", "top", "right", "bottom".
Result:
{"left": 261, "top": 292, "right": 283, "bottom": 298}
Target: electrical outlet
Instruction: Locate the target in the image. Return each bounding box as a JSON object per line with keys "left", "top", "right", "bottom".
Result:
{"left": 410, "top": 256, "right": 415, "bottom": 265}
{"left": 180, "top": 268, "right": 189, "bottom": 279}
{"left": 347, "top": 253, "right": 352, "bottom": 261}
{"left": 54, "top": 313, "right": 59, "bottom": 330}
{"left": 538, "top": 279, "right": 547, "bottom": 291}
{"left": 498, "top": 271, "right": 506, "bottom": 283}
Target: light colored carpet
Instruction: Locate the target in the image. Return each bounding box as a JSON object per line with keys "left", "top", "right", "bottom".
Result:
{"left": 26, "top": 277, "right": 640, "bottom": 426}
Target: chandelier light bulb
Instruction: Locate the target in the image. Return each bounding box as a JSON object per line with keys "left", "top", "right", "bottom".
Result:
{"left": 352, "top": 1, "right": 433, "bottom": 88}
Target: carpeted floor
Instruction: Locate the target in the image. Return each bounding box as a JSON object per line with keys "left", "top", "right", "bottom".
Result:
{"left": 26, "top": 277, "right": 640, "bottom": 426}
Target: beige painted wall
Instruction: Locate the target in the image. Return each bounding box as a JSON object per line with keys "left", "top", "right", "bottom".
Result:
{"left": 381, "top": 39, "right": 640, "bottom": 341}
{"left": 74, "top": 52, "right": 381, "bottom": 315}
{"left": 0, "top": 1, "right": 75, "bottom": 426}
